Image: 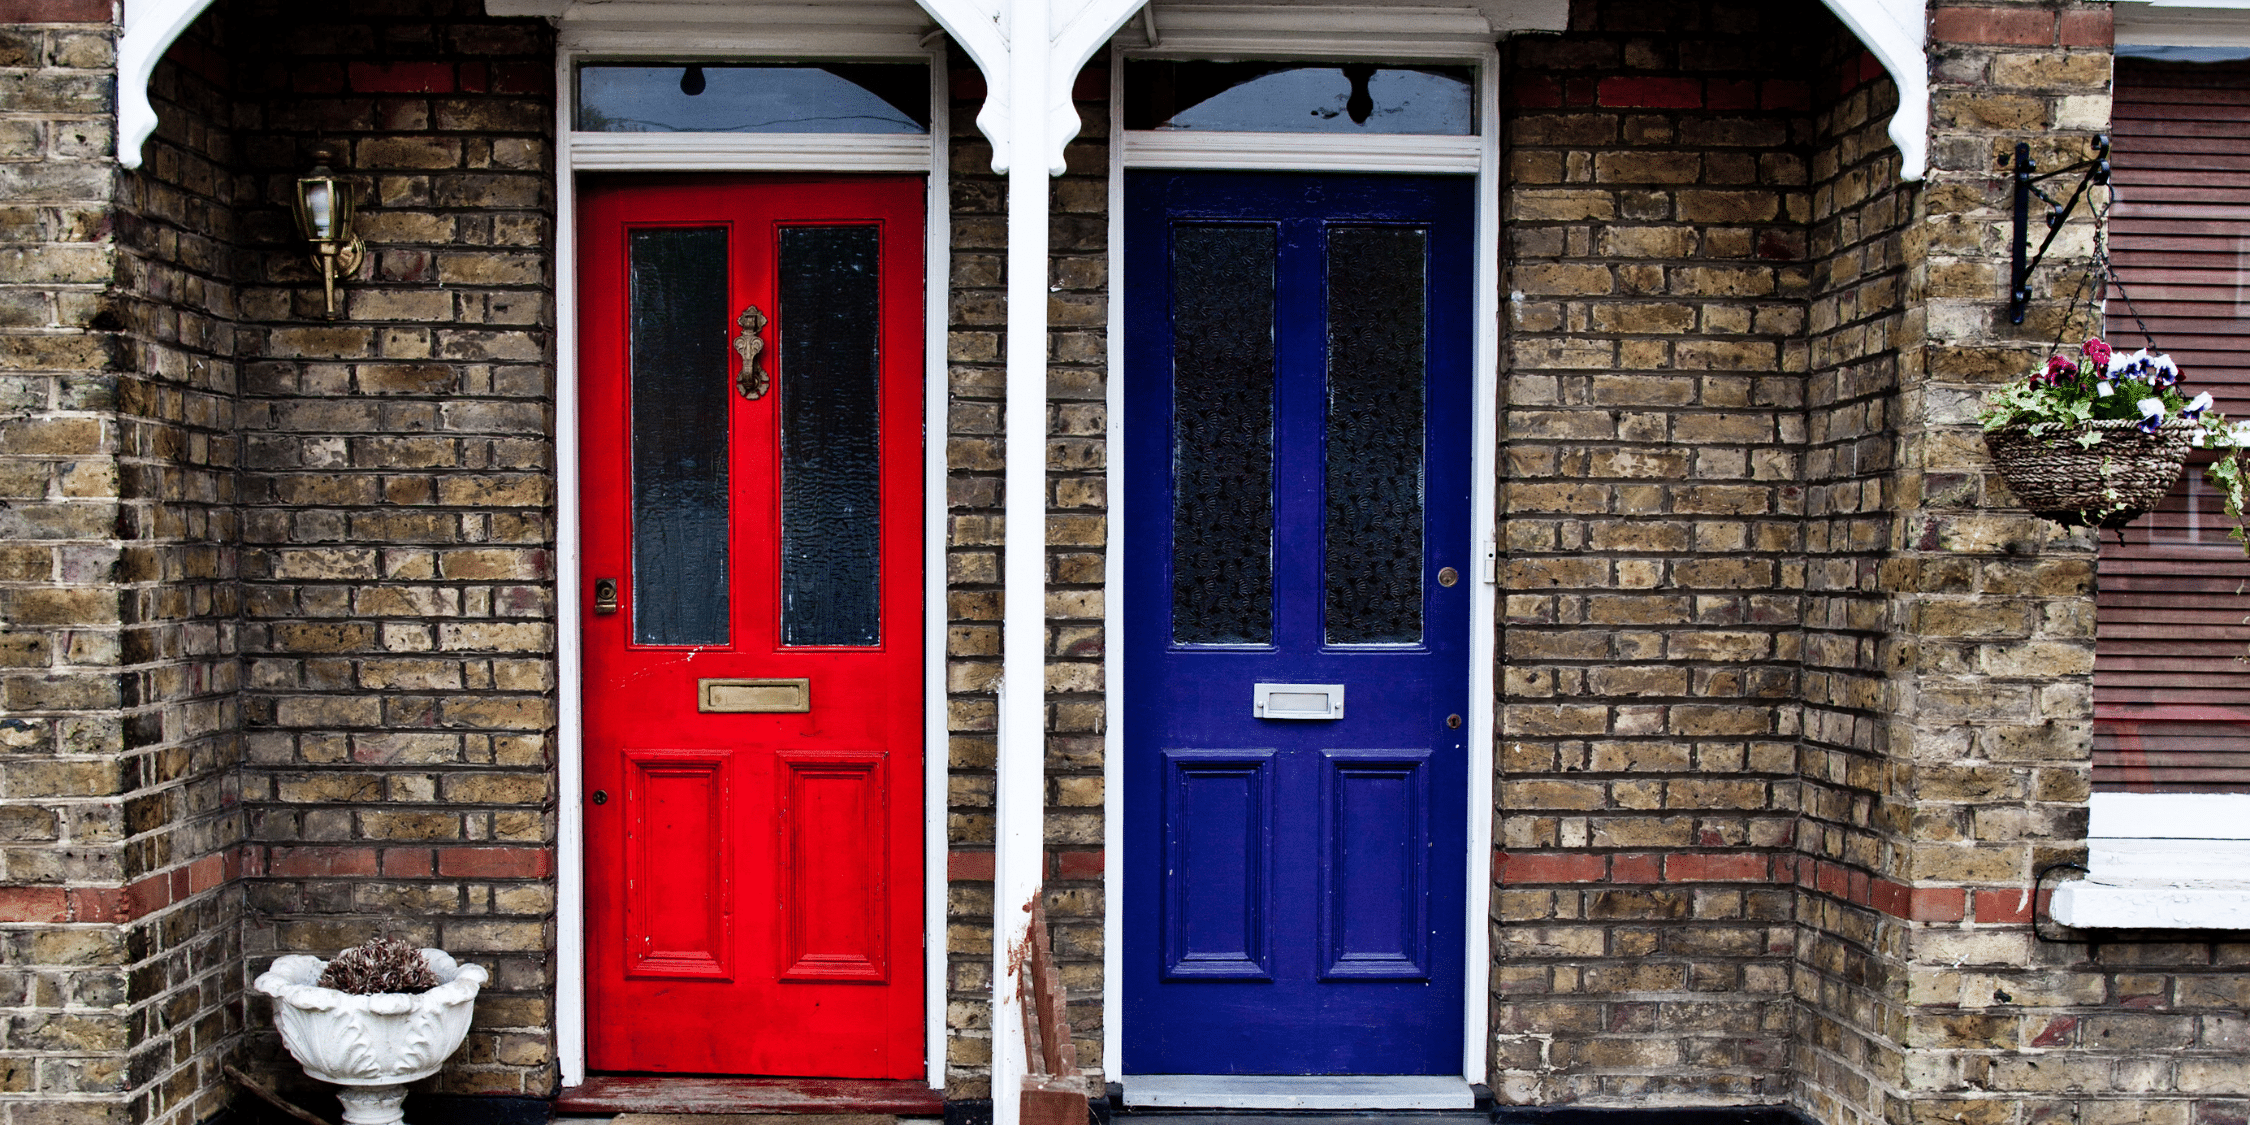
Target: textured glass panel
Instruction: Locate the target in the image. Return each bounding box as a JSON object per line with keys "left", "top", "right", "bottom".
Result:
{"left": 1325, "top": 226, "right": 1425, "bottom": 645}
{"left": 780, "top": 226, "right": 883, "bottom": 646}
{"left": 630, "top": 227, "right": 732, "bottom": 647}
{"left": 1125, "top": 62, "right": 1473, "bottom": 134}
{"left": 1171, "top": 224, "right": 1276, "bottom": 646}
{"left": 578, "top": 63, "right": 930, "bottom": 133}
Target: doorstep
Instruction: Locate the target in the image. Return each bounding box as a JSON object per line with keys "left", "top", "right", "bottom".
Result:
{"left": 1121, "top": 1076, "right": 1477, "bottom": 1111}
{"left": 553, "top": 1078, "right": 945, "bottom": 1116}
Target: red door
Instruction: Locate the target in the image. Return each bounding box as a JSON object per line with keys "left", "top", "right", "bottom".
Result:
{"left": 580, "top": 176, "right": 924, "bottom": 1077}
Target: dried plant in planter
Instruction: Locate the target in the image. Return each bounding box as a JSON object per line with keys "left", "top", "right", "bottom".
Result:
{"left": 317, "top": 936, "right": 438, "bottom": 995}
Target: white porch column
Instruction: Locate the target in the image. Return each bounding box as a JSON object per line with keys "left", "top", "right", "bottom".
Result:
{"left": 910, "top": 0, "right": 1143, "bottom": 1118}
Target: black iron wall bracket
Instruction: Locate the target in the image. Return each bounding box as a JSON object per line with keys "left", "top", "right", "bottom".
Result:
{"left": 2009, "top": 135, "right": 2112, "bottom": 324}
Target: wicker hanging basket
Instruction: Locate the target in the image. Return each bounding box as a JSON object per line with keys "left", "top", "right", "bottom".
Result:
{"left": 1983, "top": 419, "right": 2193, "bottom": 529}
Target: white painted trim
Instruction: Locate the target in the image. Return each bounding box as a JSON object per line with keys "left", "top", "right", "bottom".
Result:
{"left": 990, "top": 5, "right": 1055, "bottom": 1122}
{"left": 1121, "top": 131, "right": 1481, "bottom": 173}
{"left": 1122, "top": 3, "right": 1518, "bottom": 53}
{"left": 553, "top": 42, "right": 588, "bottom": 1093}
{"left": 922, "top": 45, "right": 953, "bottom": 1094}
{"left": 1814, "top": 0, "right": 1927, "bottom": 181}
{"left": 2090, "top": 791, "right": 2250, "bottom": 839}
{"left": 1463, "top": 40, "right": 1500, "bottom": 1091}
{"left": 1122, "top": 1076, "right": 1477, "bottom": 1110}
{"left": 551, "top": 30, "right": 951, "bottom": 1092}
{"left": 561, "top": 25, "right": 939, "bottom": 56}
{"left": 2116, "top": 1, "right": 2250, "bottom": 49}
{"left": 568, "top": 132, "right": 936, "bottom": 173}
{"left": 118, "top": 0, "right": 218, "bottom": 170}
{"left": 2052, "top": 882, "right": 2250, "bottom": 929}
{"left": 1101, "top": 45, "right": 1128, "bottom": 1092}
{"left": 1102, "top": 34, "right": 1500, "bottom": 1095}
{"left": 2054, "top": 793, "right": 2250, "bottom": 930}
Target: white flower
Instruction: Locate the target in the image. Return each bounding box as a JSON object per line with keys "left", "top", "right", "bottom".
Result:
{"left": 2137, "top": 397, "right": 2166, "bottom": 419}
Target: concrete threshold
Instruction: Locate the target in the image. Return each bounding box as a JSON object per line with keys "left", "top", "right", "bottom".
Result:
{"left": 1121, "top": 1077, "right": 1478, "bottom": 1111}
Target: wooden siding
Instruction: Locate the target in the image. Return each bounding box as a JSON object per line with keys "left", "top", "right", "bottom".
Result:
{"left": 2097, "top": 57, "right": 2250, "bottom": 792}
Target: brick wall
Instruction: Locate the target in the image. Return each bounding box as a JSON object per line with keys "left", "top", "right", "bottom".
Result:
{"left": 1493, "top": 0, "right": 1819, "bottom": 1104}
{"left": 216, "top": 0, "right": 559, "bottom": 1099}
{"left": 940, "top": 58, "right": 1111, "bottom": 1098}
{"left": 0, "top": 4, "right": 249, "bottom": 1125}
{"left": 1789, "top": 22, "right": 1917, "bottom": 1125}
{"left": 1805, "top": 5, "right": 2250, "bottom": 1125}
{"left": 114, "top": 11, "right": 249, "bottom": 1125}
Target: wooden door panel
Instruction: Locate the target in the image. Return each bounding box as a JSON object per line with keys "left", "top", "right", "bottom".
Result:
{"left": 624, "top": 750, "right": 733, "bottom": 980}
{"left": 1161, "top": 750, "right": 1274, "bottom": 981}
{"left": 779, "top": 751, "right": 890, "bottom": 982}
{"left": 581, "top": 175, "right": 923, "bottom": 1078}
{"left": 1316, "top": 751, "right": 1429, "bottom": 980}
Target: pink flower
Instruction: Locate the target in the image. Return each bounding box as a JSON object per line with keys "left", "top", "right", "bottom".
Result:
{"left": 2083, "top": 337, "right": 2112, "bottom": 366}
{"left": 2045, "top": 354, "right": 2076, "bottom": 382}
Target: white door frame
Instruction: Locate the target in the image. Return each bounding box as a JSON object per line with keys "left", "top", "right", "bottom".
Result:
{"left": 549, "top": 22, "right": 953, "bottom": 1090}
{"left": 1101, "top": 22, "right": 1503, "bottom": 1095}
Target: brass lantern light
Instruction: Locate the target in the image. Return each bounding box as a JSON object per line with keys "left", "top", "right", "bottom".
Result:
{"left": 293, "top": 144, "right": 364, "bottom": 319}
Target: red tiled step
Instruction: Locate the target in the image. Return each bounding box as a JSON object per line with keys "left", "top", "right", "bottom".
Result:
{"left": 554, "top": 1077, "right": 944, "bottom": 1116}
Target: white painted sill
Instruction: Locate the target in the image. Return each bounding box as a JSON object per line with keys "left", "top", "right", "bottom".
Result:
{"left": 2050, "top": 793, "right": 2250, "bottom": 929}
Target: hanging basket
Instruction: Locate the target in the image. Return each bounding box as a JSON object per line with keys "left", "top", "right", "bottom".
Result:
{"left": 1984, "top": 419, "right": 2193, "bottom": 529}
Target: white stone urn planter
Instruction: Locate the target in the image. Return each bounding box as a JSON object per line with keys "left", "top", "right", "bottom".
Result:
{"left": 254, "top": 949, "right": 488, "bottom": 1125}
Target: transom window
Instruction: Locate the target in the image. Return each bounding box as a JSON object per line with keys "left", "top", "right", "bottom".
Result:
{"left": 576, "top": 62, "right": 931, "bottom": 134}
{"left": 1123, "top": 60, "right": 1475, "bottom": 135}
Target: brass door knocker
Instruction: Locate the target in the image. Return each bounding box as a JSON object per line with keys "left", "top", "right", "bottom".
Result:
{"left": 735, "top": 305, "right": 769, "bottom": 399}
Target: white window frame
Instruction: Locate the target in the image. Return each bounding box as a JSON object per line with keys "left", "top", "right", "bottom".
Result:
{"left": 1102, "top": 18, "right": 1503, "bottom": 1105}
{"left": 2060, "top": 14, "right": 2250, "bottom": 933}
{"left": 548, "top": 21, "right": 953, "bottom": 1090}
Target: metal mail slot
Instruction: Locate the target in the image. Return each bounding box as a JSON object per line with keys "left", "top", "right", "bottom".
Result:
{"left": 1253, "top": 682, "right": 1344, "bottom": 720}
{"left": 698, "top": 678, "right": 810, "bottom": 713}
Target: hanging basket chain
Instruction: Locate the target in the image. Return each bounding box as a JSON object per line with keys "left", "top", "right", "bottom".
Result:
{"left": 2090, "top": 179, "right": 2161, "bottom": 353}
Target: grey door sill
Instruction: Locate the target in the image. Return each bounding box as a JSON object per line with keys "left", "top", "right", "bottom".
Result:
{"left": 1121, "top": 1076, "right": 1476, "bottom": 1110}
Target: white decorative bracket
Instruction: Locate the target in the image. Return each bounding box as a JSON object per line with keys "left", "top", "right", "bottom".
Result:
{"left": 118, "top": 0, "right": 219, "bottom": 170}
{"left": 1817, "top": 0, "right": 1929, "bottom": 181}
{"left": 912, "top": 0, "right": 1145, "bottom": 174}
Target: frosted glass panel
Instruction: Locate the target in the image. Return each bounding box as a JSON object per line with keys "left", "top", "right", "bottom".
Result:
{"left": 629, "top": 227, "right": 731, "bottom": 647}
{"left": 1170, "top": 224, "right": 1276, "bottom": 646}
{"left": 1324, "top": 226, "right": 1426, "bottom": 645}
{"left": 779, "top": 226, "right": 883, "bottom": 646}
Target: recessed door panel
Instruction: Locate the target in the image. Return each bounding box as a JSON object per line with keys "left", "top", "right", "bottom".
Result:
{"left": 582, "top": 175, "right": 924, "bottom": 1079}
{"left": 625, "top": 750, "right": 732, "bottom": 979}
{"left": 1318, "top": 750, "right": 1429, "bottom": 980}
{"left": 1162, "top": 750, "right": 1275, "bottom": 980}
{"left": 779, "top": 751, "right": 889, "bottom": 981}
{"left": 1125, "top": 172, "right": 1473, "bottom": 1076}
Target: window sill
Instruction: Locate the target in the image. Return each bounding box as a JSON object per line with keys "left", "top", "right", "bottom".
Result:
{"left": 2052, "top": 880, "right": 2250, "bottom": 929}
{"left": 2054, "top": 793, "right": 2250, "bottom": 930}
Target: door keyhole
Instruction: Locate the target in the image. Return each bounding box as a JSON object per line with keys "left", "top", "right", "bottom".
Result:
{"left": 591, "top": 789, "right": 608, "bottom": 805}
{"left": 1446, "top": 714, "right": 1463, "bottom": 729}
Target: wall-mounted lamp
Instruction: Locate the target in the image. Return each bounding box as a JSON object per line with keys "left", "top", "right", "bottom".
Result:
{"left": 293, "top": 144, "right": 364, "bottom": 319}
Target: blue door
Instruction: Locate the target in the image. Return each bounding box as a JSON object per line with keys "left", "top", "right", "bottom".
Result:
{"left": 1123, "top": 172, "right": 1474, "bottom": 1075}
